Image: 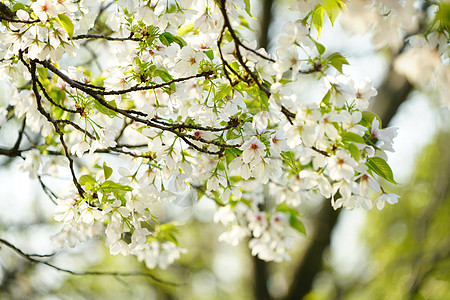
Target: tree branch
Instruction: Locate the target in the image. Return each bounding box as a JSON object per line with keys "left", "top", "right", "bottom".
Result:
{"left": 0, "top": 238, "right": 181, "bottom": 286}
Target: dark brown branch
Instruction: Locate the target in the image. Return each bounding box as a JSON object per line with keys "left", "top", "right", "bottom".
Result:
{"left": 36, "top": 78, "right": 80, "bottom": 113}
{"left": 219, "top": 0, "right": 270, "bottom": 96}
{"left": 100, "top": 71, "right": 213, "bottom": 95}
{"left": 217, "top": 25, "right": 235, "bottom": 86}
{"left": 13, "top": 118, "right": 26, "bottom": 151}
{"left": 0, "top": 16, "right": 39, "bottom": 24}
{"left": 0, "top": 118, "right": 27, "bottom": 158}
{"left": 37, "top": 60, "right": 241, "bottom": 153}
{"left": 312, "top": 146, "right": 330, "bottom": 157}
{"left": 55, "top": 119, "right": 96, "bottom": 140}
{"left": 37, "top": 175, "right": 58, "bottom": 205}
{"left": 151, "top": 117, "right": 241, "bottom": 132}
{"left": 72, "top": 34, "right": 140, "bottom": 42}
{"left": 23, "top": 57, "right": 85, "bottom": 197}
{"left": 281, "top": 106, "right": 295, "bottom": 125}
{"left": 0, "top": 238, "right": 180, "bottom": 286}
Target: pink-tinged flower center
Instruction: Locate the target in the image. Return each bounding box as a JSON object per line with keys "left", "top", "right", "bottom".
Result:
{"left": 194, "top": 131, "right": 201, "bottom": 137}
{"left": 251, "top": 143, "right": 259, "bottom": 150}
{"left": 272, "top": 137, "right": 278, "bottom": 144}
{"left": 189, "top": 57, "right": 196, "bottom": 64}
{"left": 356, "top": 91, "right": 362, "bottom": 99}
{"left": 256, "top": 214, "right": 263, "bottom": 221}
{"left": 362, "top": 174, "right": 369, "bottom": 181}
{"left": 337, "top": 158, "right": 345, "bottom": 165}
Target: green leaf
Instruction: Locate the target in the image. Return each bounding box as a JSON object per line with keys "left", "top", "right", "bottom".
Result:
{"left": 154, "top": 69, "right": 173, "bottom": 82}
{"left": 37, "top": 67, "right": 48, "bottom": 80}
{"left": 103, "top": 162, "right": 113, "bottom": 180}
{"left": 177, "top": 23, "right": 194, "bottom": 36}
{"left": 159, "top": 32, "right": 186, "bottom": 48}
{"left": 258, "top": 89, "right": 269, "bottom": 109}
{"left": 321, "top": 89, "right": 331, "bottom": 106}
{"left": 323, "top": 0, "right": 345, "bottom": 25}
{"left": 327, "top": 52, "right": 349, "bottom": 73}
{"left": 12, "top": 3, "right": 26, "bottom": 11}
{"left": 289, "top": 214, "right": 306, "bottom": 234}
{"left": 204, "top": 49, "right": 214, "bottom": 60}
{"left": 347, "top": 143, "right": 361, "bottom": 161}
{"left": 79, "top": 174, "right": 96, "bottom": 186}
{"left": 171, "top": 35, "right": 187, "bottom": 48}
{"left": 366, "top": 157, "right": 398, "bottom": 184}
{"left": 101, "top": 181, "right": 133, "bottom": 192}
{"left": 341, "top": 132, "right": 365, "bottom": 144}
{"left": 56, "top": 14, "right": 74, "bottom": 38}
{"left": 276, "top": 204, "right": 306, "bottom": 234}
{"left": 361, "top": 111, "right": 382, "bottom": 128}
{"left": 214, "top": 84, "right": 232, "bottom": 101}
{"left": 281, "top": 151, "right": 301, "bottom": 174}
{"left": 158, "top": 32, "right": 173, "bottom": 47}
{"left": 312, "top": 6, "right": 325, "bottom": 36}
{"left": 92, "top": 100, "right": 118, "bottom": 118}
{"left": 315, "top": 41, "right": 326, "bottom": 56}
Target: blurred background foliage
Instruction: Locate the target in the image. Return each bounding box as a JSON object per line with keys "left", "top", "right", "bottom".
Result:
{"left": 306, "top": 130, "right": 450, "bottom": 300}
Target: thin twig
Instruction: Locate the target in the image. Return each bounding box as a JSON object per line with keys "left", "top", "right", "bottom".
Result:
{"left": 0, "top": 238, "right": 181, "bottom": 286}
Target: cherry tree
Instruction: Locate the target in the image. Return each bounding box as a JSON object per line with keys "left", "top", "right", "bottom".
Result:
{"left": 0, "top": 0, "right": 447, "bottom": 295}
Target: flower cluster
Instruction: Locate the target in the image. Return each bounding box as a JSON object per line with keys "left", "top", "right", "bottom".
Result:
{"left": 0, "top": 0, "right": 406, "bottom": 269}
{"left": 341, "top": 0, "right": 450, "bottom": 108}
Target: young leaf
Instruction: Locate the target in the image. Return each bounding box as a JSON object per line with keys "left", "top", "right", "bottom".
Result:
{"left": 258, "top": 89, "right": 269, "bottom": 109}
{"left": 315, "top": 41, "right": 326, "bottom": 56}
{"left": 281, "top": 151, "right": 301, "bottom": 174}
{"left": 214, "top": 84, "right": 232, "bottom": 101}
{"left": 204, "top": 49, "right": 214, "bottom": 60}
{"left": 177, "top": 23, "right": 194, "bottom": 36}
{"left": 327, "top": 53, "right": 349, "bottom": 74}
{"left": 347, "top": 143, "right": 361, "bottom": 161}
{"left": 154, "top": 69, "right": 173, "bottom": 82}
{"left": 361, "top": 111, "right": 382, "bottom": 127}
{"left": 323, "top": 0, "right": 345, "bottom": 25}
{"left": 289, "top": 214, "right": 306, "bottom": 234}
{"left": 103, "top": 162, "right": 113, "bottom": 180}
{"left": 159, "top": 32, "right": 174, "bottom": 47}
{"left": 101, "top": 181, "right": 133, "bottom": 192}
{"left": 321, "top": 89, "right": 332, "bottom": 106}
{"left": 341, "top": 132, "right": 365, "bottom": 144}
{"left": 312, "top": 6, "right": 325, "bottom": 36}
{"left": 172, "top": 35, "right": 187, "bottom": 48}
{"left": 366, "top": 157, "right": 397, "bottom": 184}
{"left": 79, "top": 174, "right": 97, "bottom": 186}
{"left": 276, "top": 204, "right": 306, "bottom": 234}
{"left": 56, "top": 14, "right": 74, "bottom": 38}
